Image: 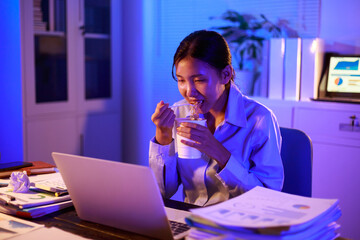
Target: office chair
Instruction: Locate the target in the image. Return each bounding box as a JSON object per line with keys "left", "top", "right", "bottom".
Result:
{"left": 280, "top": 127, "right": 313, "bottom": 197}
{"left": 171, "top": 127, "right": 313, "bottom": 201}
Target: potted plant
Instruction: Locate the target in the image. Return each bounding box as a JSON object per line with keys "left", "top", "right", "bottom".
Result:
{"left": 211, "top": 10, "right": 298, "bottom": 95}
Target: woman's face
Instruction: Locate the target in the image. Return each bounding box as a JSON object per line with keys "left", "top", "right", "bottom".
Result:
{"left": 175, "top": 57, "right": 230, "bottom": 114}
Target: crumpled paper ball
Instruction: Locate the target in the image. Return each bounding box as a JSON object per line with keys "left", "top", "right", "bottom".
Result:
{"left": 9, "top": 171, "right": 30, "bottom": 193}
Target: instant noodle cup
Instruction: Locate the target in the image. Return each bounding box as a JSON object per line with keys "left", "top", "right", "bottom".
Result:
{"left": 175, "top": 118, "right": 207, "bottom": 159}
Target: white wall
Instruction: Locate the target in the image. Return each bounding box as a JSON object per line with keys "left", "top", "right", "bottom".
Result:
{"left": 320, "top": 0, "right": 360, "bottom": 53}
{"left": 0, "top": 0, "right": 24, "bottom": 163}
{"left": 120, "top": 0, "right": 154, "bottom": 166}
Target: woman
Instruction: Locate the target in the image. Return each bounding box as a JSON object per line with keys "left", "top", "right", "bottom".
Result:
{"left": 149, "top": 30, "right": 283, "bottom": 206}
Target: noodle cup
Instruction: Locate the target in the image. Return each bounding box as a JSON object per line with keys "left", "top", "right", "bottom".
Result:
{"left": 175, "top": 118, "right": 207, "bottom": 159}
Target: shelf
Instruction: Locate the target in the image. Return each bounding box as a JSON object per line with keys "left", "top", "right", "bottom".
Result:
{"left": 34, "top": 31, "right": 65, "bottom": 37}
{"left": 253, "top": 97, "right": 360, "bottom": 111}
{"left": 84, "top": 33, "right": 110, "bottom": 39}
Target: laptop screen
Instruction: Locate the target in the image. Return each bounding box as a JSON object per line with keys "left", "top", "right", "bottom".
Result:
{"left": 326, "top": 55, "right": 360, "bottom": 99}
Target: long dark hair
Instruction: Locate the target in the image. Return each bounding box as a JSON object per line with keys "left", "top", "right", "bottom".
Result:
{"left": 172, "top": 30, "right": 234, "bottom": 84}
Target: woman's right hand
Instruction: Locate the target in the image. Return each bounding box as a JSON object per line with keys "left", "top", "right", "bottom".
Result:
{"left": 151, "top": 100, "right": 175, "bottom": 145}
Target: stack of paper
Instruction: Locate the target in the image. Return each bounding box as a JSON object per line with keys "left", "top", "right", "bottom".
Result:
{"left": 0, "top": 173, "right": 72, "bottom": 218}
{"left": 186, "top": 187, "right": 341, "bottom": 240}
{"left": 0, "top": 212, "right": 43, "bottom": 239}
{"left": 0, "top": 212, "right": 86, "bottom": 240}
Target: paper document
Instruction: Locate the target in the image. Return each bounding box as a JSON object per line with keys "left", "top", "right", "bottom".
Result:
{"left": 165, "top": 207, "right": 191, "bottom": 224}
{"left": 0, "top": 212, "right": 43, "bottom": 239}
{"left": 0, "top": 172, "right": 70, "bottom": 209}
{"left": 0, "top": 187, "right": 70, "bottom": 209}
{"left": 0, "top": 172, "right": 63, "bottom": 187}
{"left": 190, "top": 186, "right": 338, "bottom": 229}
{"left": 31, "top": 173, "right": 67, "bottom": 193}
{"left": 8, "top": 227, "right": 88, "bottom": 240}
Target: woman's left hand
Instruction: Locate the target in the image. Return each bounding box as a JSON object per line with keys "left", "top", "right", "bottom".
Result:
{"left": 176, "top": 122, "right": 231, "bottom": 168}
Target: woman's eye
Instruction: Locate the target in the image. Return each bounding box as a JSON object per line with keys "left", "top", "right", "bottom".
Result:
{"left": 194, "top": 79, "right": 205, "bottom": 83}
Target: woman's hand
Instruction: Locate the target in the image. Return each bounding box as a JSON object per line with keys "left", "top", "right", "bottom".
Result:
{"left": 176, "top": 122, "right": 231, "bottom": 168}
{"left": 151, "top": 101, "right": 175, "bottom": 145}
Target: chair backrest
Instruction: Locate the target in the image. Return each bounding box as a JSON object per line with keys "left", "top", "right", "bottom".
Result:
{"left": 280, "top": 127, "right": 313, "bottom": 197}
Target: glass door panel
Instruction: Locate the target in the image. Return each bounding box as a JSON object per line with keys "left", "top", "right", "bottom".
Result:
{"left": 54, "top": 0, "right": 66, "bottom": 32}
{"left": 35, "top": 36, "right": 67, "bottom": 103}
{"left": 85, "top": 0, "right": 110, "bottom": 34}
{"left": 85, "top": 38, "right": 111, "bottom": 99}
{"left": 34, "top": 0, "right": 67, "bottom": 103}
{"left": 84, "top": 0, "right": 111, "bottom": 100}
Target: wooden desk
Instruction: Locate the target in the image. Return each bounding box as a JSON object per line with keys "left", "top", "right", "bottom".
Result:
{"left": 13, "top": 197, "right": 349, "bottom": 240}
{"left": 30, "top": 199, "right": 199, "bottom": 240}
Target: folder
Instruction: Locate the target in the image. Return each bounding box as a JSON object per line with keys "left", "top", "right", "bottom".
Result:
{"left": 268, "top": 38, "right": 285, "bottom": 99}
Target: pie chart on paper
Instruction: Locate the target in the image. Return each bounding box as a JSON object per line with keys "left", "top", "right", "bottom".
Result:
{"left": 334, "top": 77, "right": 343, "bottom": 86}
{"left": 293, "top": 204, "right": 310, "bottom": 209}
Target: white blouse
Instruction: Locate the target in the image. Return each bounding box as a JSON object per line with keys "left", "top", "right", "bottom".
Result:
{"left": 149, "top": 83, "right": 284, "bottom": 206}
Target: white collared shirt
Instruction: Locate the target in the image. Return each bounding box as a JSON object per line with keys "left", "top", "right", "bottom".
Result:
{"left": 149, "top": 83, "right": 284, "bottom": 206}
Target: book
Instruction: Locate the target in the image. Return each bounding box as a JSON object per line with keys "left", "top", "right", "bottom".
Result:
{"left": 258, "top": 40, "right": 270, "bottom": 97}
{"left": 186, "top": 186, "right": 341, "bottom": 239}
{"left": 0, "top": 200, "right": 72, "bottom": 219}
{"left": 284, "top": 38, "right": 301, "bottom": 100}
{"left": 0, "top": 185, "right": 71, "bottom": 209}
{"left": 300, "top": 38, "right": 325, "bottom": 101}
{"left": 268, "top": 38, "right": 285, "bottom": 99}
{"left": 0, "top": 173, "right": 72, "bottom": 219}
{"left": 0, "top": 161, "right": 56, "bottom": 178}
{"left": 0, "top": 162, "right": 33, "bottom": 172}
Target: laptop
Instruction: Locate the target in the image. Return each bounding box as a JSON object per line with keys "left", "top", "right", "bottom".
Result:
{"left": 52, "top": 152, "right": 191, "bottom": 240}
{"left": 313, "top": 54, "right": 360, "bottom": 104}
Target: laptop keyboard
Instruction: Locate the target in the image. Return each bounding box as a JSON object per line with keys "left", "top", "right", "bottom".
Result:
{"left": 169, "top": 220, "right": 190, "bottom": 236}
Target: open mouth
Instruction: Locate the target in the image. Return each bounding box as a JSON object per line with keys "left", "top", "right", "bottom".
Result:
{"left": 188, "top": 100, "right": 203, "bottom": 119}
{"left": 191, "top": 100, "right": 204, "bottom": 115}
{"left": 190, "top": 100, "right": 204, "bottom": 106}
{"left": 197, "top": 100, "right": 204, "bottom": 108}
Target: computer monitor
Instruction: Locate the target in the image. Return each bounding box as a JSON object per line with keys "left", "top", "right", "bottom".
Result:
{"left": 325, "top": 54, "right": 360, "bottom": 100}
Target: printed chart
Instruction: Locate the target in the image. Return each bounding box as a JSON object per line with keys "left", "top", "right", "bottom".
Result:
{"left": 327, "top": 57, "right": 360, "bottom": 93}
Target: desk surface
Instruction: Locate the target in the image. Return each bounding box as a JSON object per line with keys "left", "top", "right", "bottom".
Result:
{"left": 15, "top": 198, "right": 349, "bottom": 240}
{"left": 30, "top": 198, "right": 198, "bottom": 240}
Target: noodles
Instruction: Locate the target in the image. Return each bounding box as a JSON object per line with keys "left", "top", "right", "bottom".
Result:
{"left": 189, "top": 102, "right": 200, "bottom": 120}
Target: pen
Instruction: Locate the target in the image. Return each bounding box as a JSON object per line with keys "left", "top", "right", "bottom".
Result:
{"left": 55, "top": 191, "right": 68, "bottom": 197}
{"left": 0, "top": 193, "right": 15, "bottom": 204}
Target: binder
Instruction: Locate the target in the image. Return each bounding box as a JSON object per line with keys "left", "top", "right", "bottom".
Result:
{"left": 300, "top": 38, "right": 325, "bottom": 101}
{"left": 268, "top": 38, "right": 285, "bottom": 99}
{"left": 284, "top": 38, "right": 301, "bottom": 100}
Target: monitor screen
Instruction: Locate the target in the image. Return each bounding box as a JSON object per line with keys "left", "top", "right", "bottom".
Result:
{"left": 326, "top": 56, "right": 360, "bottom": 95}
